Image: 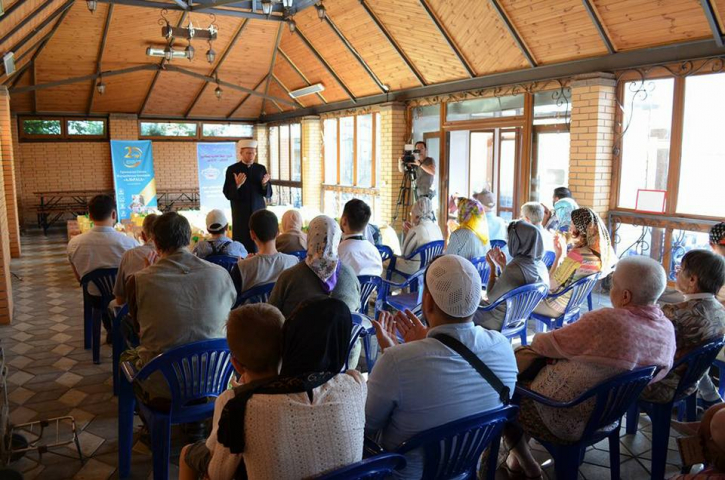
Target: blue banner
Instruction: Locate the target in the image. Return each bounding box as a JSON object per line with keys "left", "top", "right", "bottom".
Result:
{"left": 197, "top": 142, "right": 237, "bottom": 213}
{"left": 110, "top": 140, "right": 157, "bottom": 220}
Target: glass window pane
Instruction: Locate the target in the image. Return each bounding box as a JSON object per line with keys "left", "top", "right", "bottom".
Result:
{"left": 612, "top": 223, "right": 665, "bottom": 263}
{"left": 533, "top": 89, "right": 571, "bottom": 125}
{"left": 446, "top": 95, "right": 524, "bottom": 122}
{"left": 677, "top": 73, "right": 725, "bottom": 217}
{"left": 279, "top": 125, "right": 290, "bottom": 181}
{"left": 499, "top": 131, "right": 516, "bottom": 216}
{"left": 340, "top": 116, "right": 354, "bottom": 186}
{"left": 22, "top": 119, "right": 61, "bottom": 135}
{"left": 67, "top": 120, "right": 105, "bottom": 136}
{"left": 269, "top": 126, "right": 279, "bottom": 179}
{"left": 412, "top": 105, "right": 440, "bottom": 140}
{"left": 202, "top": 123, "right": 253, "bottom": 137}
{"left": 617, "top": 78, "right": 674, "bottom": 209}
{"left": 469, "top": 132, "right": 494, "bottom": 195}
{"left": 375, "top": 113, "right": 381, "bottom": 190}
{"left": 532, "top": 131, "right": 570, "bottom": 202}
{"left": 323, "top": 189, "right": 341, "bottom": 219}
{"left": 140, "top": 122, "right": 197, "bottom": 137}
{"left": 356, "top": 114, "right": 373, "bottom": 188}
{"left": 324, "top": 119, "right": 337, "bottom": 184}
{"left": 291, "top": 123, "right": 301, "bottom": 182}
{"left": 670, "top": 229, "right": 711, "bottom": 280}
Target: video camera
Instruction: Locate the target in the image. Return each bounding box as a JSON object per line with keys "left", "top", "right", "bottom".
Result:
{"left": 401, "top": 144, "right": 420, "bottom": 170}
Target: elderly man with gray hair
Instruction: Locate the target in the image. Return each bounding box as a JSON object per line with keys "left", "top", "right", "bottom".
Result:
{"left": 520, "top": 201, "right": 554, "bottom": 253}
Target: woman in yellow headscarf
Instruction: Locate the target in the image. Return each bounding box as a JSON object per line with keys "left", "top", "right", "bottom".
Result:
{"left": 446, "top": 197, "right": 490, "bottom": 260}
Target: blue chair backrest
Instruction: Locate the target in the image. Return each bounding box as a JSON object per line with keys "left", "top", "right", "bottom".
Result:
{"left": 314, "top": 453, "right": 407, "bottom": 480}
{"left": 469, "top": 256, "right": 491, "bottom": 285}
{"left": 396, "top": 405, "right": 518, "bottom": 479}
{"left": 499, "top": 283, "right": 549, "bottom": 337}
{"left": 237, "top": 282, "right": 275, "bottom": 305}
{"left": 290, "top": 250, "right": 307, "bottom": 261}
{"left": 407, "top": 240, "right": 444, "bottom": 268}
{"left": 553, "top": 273, "right": 600, "bottom": 318}
{"left": 81, "top": 268, "right": 118, "bottom": 302}
{"left": 542, "top": 251, "right": 556, "bottom": 269}
{"left": 490, "top": 239, "right": 507, "bottom": 250}
{"left": 376, "top": 245, "right": 393, "bottom": 263}
{"left": 579, "top": 366, "right": 656, "bottom": 440}
{"left": 357, "top": 276, "right": 382, "bottom": 315}
{"left": 672, "top": 337, "right": 725, "bottom": 402}
{"left": 205, "top": 255, "right": 238, "bottom": 274}
{"left": 136, "top": 339, "right": 234, "bottom": 418}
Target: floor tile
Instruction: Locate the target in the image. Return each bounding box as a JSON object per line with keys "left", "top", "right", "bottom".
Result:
{"left": 72, "top": 458, "right": 114, "bottom": 480}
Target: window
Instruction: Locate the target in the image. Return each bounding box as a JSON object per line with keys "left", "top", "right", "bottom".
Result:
{"left": 19, "top": 116, "right": 107, "bottom": 141}
{"left": 201, "top": 123, "right": 253, "bottom": 138}
{"left": 533, "top": 89, "right": 571, "bottom": 125}
{"left": 268, "top": 123, "right": 302, "bottom": 208}
{"left": 446, "top": 95, "right": 524, "bottom": 122}
{"left": 138, "top": 121, "right": 253, "bottom": 140}
{"left": 140, "top": 122, "right": 197, "bottom": 137}
{"left": 530, "top": 89, "right": 571, "bottom": 203}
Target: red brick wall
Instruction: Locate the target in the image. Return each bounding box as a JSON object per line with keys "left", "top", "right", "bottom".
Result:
{"left": 0, "top": 90, "right": 20, "bottom": 257}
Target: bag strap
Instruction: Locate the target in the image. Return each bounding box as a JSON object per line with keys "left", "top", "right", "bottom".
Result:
{"left": 210, "top": 241, "right": 229, "bottom": 256}
{"left": 431, "top": 333, "right": 510, "bottom": 405}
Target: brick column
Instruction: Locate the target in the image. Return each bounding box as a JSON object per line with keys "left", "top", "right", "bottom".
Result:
{"left": 109, "top": 114, "right": 139, "bottom": 140}
{"left": 0, "top": 88, "right": 20, "bottom": 257}
{"left": 254, "top": 124, "right": 268, "bottom": 169}
{"left": 377, "top": 102, "right": 406, "bottom": 228}
{"left": 568, "top": 72, "right": 616, "bottom": 217}
{"left": 301, "top": 116, "right": 322, "bottom": 211}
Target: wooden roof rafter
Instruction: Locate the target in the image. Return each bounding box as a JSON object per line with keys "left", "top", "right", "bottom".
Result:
{"left": 277, "top": 47, "right": 327, "bottom": 104}
{"left": 293, "top": 28, "right": 357, "bottom": 102}
{"left": 261, "top": 23, "right": 284, "bottom": 116}
{"left": 93, "top": 0, "right": 295, "bottom": 21}
{"left": 417, "top": 0, "right": 476, "bottom": 78}
{"left": 0, "top": 0, "right": 58, "bottom": 48}
{"left": 0, "top": 0, "right": 32, "bottom": 28}
{"left": 581, "top": 0, "right": 617, "bottom": 54}
{"left": 487, "top": 0, "right": 537, "bottom": 67}
{"left": 700, "top": 0, "right": 725, "bottom": 47}
{"left": 1, "top": 0, "right": 76, "bottom": 62}
{"left": 11, "top": 64, "right": 159, "bottom": 93}
{"left": 87, "top": 3, "right": 114, "bottom": 114}
{"left": 227, "top": 74, "right": 267, "bottom": 118}
{"left": 271, "top": 74, "right": 304, "bottom": 108}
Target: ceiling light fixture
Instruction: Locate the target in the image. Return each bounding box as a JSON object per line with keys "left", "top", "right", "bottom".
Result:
{"left": 288, "top": 18, "right": 296, "bottom": 33}
{"left": 282, "top": 0, "right": 294, "bottom": 8}
{"left": 315, "top": 1, "right": 325, "bottom": 20}
{"left": 289, "top": 83, "right": 324, "bottom": 98}
{"left": 214, "top": 74, "right": 222, "bottom": 100}
{"left": 146, "top": 47, "right": 189, "bottom": 60}
{"left": 185, "top": 43, "right": 195, "bottom": 61}
{"left": 86, "top": 0, "right": 97, "bottom": 13}
{"left": 261, "top": 0, "right": 273, "bottom": 15}
{"left": 97, "top": 76, "right": 106, "bottom": 95}
{"left": 152, "top": 10, "right": 217, "bottom": 63}
{"left": 206, "top": 40, "right": 216, "bottom": 64}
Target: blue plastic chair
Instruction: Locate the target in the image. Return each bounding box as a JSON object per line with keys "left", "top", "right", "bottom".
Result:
{"left": 376, "top": 245, "right": 393, "bottom": 264}
{"left": 314, "top": 453, "right": 407, "bottom": 479}
{"left": 470, "top": 256, "right": 491, "bottom": 287}
{"left": 490, "top": 239, "right": 507, "bottom": 250}
{"left": 531, "top": 273, "right": 600, "bottom": 332}
{"left": 205, "top": 254, "right": 239, "bottom": 275}
{"left": 352, "top": 312, "right": 379, "bottom": 372}
{"left": 111, "top": 304, "right": 131, "bottom": 396}
{"left": 379, "top": 269, "right": 427, "bottom": 316}
{"left": 542, "top": 251, "right": 556, "bottom": 269}
{"left": 290, "top": 250, "right": 308, "bottom": 261}
{"left": 517, "top": 366, "right": 657, "bottom": 480}
{"left": 81, "top": 268, "right": 118, "bottom": 365}
{"left": 714, "top": 357, "right": 725, "bottom": 398}
{"left": 625, "top": 338, "right": 725, "bottom": 480}
{"left": 234, "top": 281, "right": 275, "bottom": 308}
{"left": 118, "top": 339, "right": 234, "bottom": 480}
{"left": 385, "top": 240, "right": 444, "bottom": 282}
{"left": 357, "top": 275, "right": 382, "bottom": 317}
{"left": 478, "top": 283, "right": 548, "bottom": 345}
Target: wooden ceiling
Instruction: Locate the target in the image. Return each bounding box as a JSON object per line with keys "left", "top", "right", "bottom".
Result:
{"left": 2, "top": 0, "right": 724, "bottom": 120}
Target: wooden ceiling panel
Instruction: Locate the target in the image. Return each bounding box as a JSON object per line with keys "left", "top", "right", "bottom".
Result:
{"left": 324, "top": 0, "right": 420, "bottom": 90}
{"left": 426, "top": 0, "right": 530, "bottom": 74}
{"left": 294, "top": 8, "right": 381, "bottom": 98}
{"left": 711, "top": 0, "right": 725, "bottom": 30}
{"left": 272, "top": 56, "right": 324, "bottom": 108}
{"left": 365, "top": 0, "right": 469, "bottom": 84}
{"left": 143, "top": 71, "right": 204, "bottom": 116}
{"left": 265, "top": 79, "right": 295, "bottom": 114}
{"left": 500, "top": 0, "right": 609, "bottom": 63}
{"left": 12, "top": 19, "right": 55, "bottom": 62}
{"left": 0, "top": 0, "right": 65, "bottom": 51}
{"left": 91, "top": 69, "right": 157, "bottom": 114}
{"left": 230, "top": 89, "right": 264, "bottom": 119}
{"left": 217, "top": 20, "right": 278, "bottom": 92}
{"left": 278, "top": 29, "right": 349, "bottom": 103}
{"left": 187, "top": 83, "right": 246, "bottom": 118}
{"left": 592, "top": 0, "right": 712, "bottom": 50}
{"left": 9, "top": 68, "right": 33, "bottom": 113}
{"left": 34, "top": 83, "right": 93, "bottom": 111}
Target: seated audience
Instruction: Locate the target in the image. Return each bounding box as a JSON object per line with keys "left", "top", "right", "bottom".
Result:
{"left": 114, "top": 214, "right": 158, "bottom": 305}
{"left": 534, "top": 207, "right": 615, "bottom": 318}
{"left": 520, "top": 201, "right": 554, "bottom": 253}
{"left": 338, "top": 199, "right": 383, "bottom": 276}
{"left": 545, "top": 187, "right": 579, "bottom": 231}
{"left": 474, "top": 190, "right": 508, "bottom": 242}
{"left": 641, "top": 250, "right": 725, "bottom": 405}
{"left": 394, "top": 197, "right": 443, "bottom": 276}
{"left": 670, "top": 403, "right": 725, "bottom": 479}
{"left": 275, "top": 209, "right": 307, "bottom": 254}
{"left": 711, "top": 222, "right": 725, "bottom": 306}
{"left": 232, "top": 210, "right": 298, "bottom": 293}
{"left": 366, "top": 255, "right": 518, "bottom": 479}
{"left": 475, "top": 221, "right": 549, "bottom": 331}
{"left": 123, "top": 212, "right": 236, "bottom": 401}
{"left": 269, "top": 215, "right": 360, "bottom": 318}
{"left": 446, "top": 197, "right": 490, "bottom": 260}
{"left": 181, "top": 299, "right": 366, "bottom": 480}
{"left": 193, "top": 209, "right": 247, "bottom": 259}
{"left": 504, "top": 256, "right": 676, "bottom": 478}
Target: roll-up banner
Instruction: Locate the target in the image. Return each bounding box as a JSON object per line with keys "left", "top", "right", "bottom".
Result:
{"left": 197, "top": 142, "right": 237, "bottom": 213}
{"left": 110, "top": 140, "right": 157, "bottom": 220}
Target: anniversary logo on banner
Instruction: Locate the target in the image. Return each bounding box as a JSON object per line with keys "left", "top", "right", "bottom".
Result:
{"left": 110, "top": 140, "right": 158, "bottom": 220}
{"left": 197, "top": 142, "right": 237, "bottom": 213}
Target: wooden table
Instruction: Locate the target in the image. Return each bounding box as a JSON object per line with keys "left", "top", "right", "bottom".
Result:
{"left": 34, "top": 190, "right": 114, "bottom": 235}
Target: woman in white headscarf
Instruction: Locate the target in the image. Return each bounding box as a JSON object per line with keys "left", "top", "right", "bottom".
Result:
{"left": 269, "top": 215, "right": 361, "bottom": 318}
{"left": 394, "top": 197, "right": 444, "bottom": 276}
{"left": 276, "top": 209, "right": 307, "bottom": 254}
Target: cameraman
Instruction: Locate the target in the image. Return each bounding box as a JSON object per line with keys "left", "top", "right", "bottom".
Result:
{"left": 398, "top": 141, "right": 436, "bottom": 200}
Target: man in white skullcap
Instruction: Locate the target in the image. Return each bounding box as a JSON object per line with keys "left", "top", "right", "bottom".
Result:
{"left": 223, "top": 139, "right": 273, "bottom": 253}
{"left": 365, "top": 254, "right": 518, "bottom": 479}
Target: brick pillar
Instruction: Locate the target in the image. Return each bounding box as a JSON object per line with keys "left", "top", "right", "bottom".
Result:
{"left": 377, "top": 102, "right": 407, "bottom": 228}
{"left": 301, "top": 116, "right": 322, "bottom": 211}
{"left": 109, "top": 114, "right": 139, "bottom": 140}
{"left": 568, "top": 73, "right": 616, "bottom": 217}
{"left": 0, "top": 88, "right": 20, "bottom": 257}
{"left": 254, "top": 124, "right": 268, "bottom": 169}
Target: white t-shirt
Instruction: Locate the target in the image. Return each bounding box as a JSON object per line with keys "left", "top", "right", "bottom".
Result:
{"left": 338, "top": 234, "right": 383, "bottom": 277}
{"left": 236, "top": 252, "right": 299, "bottom": 292}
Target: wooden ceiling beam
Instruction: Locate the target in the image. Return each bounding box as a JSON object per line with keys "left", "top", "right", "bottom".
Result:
{"left": 0, "top": 0, "right": 58, "bottom": 48}
{"left": 277, "top": 47, "right": 327, "bottom": 103}
{"left": 272, "top": 74, "right": 304, "bottom": 108}
{"left": 322, "top": 14, "right": 388, "bottom": 93}
{"left": 191, "top": 0, "right": 318, "bottom": 15}
{"left": 170, "top": 0, "right": 190, "bottom": 10}
{"left": 700, "top": 0, "right": 725, "bottom": 47}
{"left": 87, "top": 4, "right": 114, "bottom": 114}
{"left": 3, "top": 0, "right": 75, "bottom": 58}
{"left": 11, "top": 65, "right": 159, "bottom": 94}
{"left": 94, "top": 0, "right": 286, "bottom": 21}
{"left": 227, "top": 75, "right": 267, "bottom": 118}
{"left": 261, "top": 24, "right": 284, "bottom": 115}
{"left": 582, "top": 0, "right": 616, "bottom": 54}
{"left": 417, "top": 0, "right": 476, "bottom": 77}
{"left": 294, "top": 28, "right": 356, "bottom": 103}
{"left": 487, "top": 0, "right": 537, "bottom": 67}
{"left": 0, "top": 0, "right": 32, "bottom": 28}
{"left": 358, "top": 0, "right": 426, "bottom": 87}
{"left": 184, "top": 18, "right": 249, "bottom": 118}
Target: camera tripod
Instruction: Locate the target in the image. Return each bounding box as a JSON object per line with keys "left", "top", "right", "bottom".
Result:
{"left": 391, "top": 167, "right": 417, "bottom": 229}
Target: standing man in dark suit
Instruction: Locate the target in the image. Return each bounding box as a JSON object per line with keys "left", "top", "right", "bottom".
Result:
{"left": 223, "top": 139, "right": 272, "bottom": 253}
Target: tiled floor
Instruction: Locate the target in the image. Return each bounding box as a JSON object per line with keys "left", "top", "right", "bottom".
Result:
{"left": 0, "top": 230, "right": 692, "bottom": 479}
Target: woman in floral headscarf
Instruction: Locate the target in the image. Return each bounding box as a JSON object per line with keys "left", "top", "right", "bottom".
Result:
{"left": 533, "top": 207, "right": 615, "bottom": 317}
{"left": 446, "top": 197, "right": 490, "bottom": 260}
{"left": 269, "top": 215, "right": 361, "bottom": 319}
